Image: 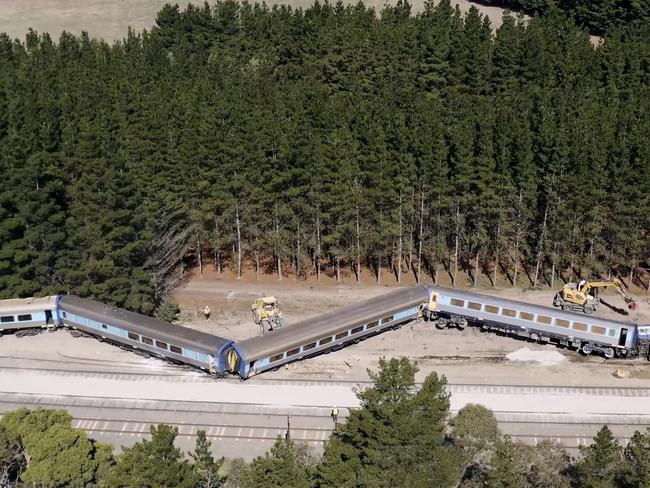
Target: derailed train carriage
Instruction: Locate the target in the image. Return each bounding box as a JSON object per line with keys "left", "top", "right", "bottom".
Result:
{"left": 425, "top": 286, "right": 650, "bottom": 360}
{"left": 0, "top": 284, "right": 649, "bottom": 380}
{"left": 0, "top": 294, "right": 232, "bottom": 374}
{"left": 58, "top": 295, "right": 233, "bottom": 374}
{"left": 225, "top": 285, "right": 436, "bottom": 378}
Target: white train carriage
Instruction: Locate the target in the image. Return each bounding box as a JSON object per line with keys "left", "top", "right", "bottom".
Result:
{"left": 428, "top": 285, "right": 639, "bottom": 358}
{"left": 0, "top": 296, "right": 58, "bottom": 336}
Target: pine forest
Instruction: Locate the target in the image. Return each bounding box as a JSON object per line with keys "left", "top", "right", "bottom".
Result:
{"left": 1, "top": 0, "right": 649, "bottom": 313}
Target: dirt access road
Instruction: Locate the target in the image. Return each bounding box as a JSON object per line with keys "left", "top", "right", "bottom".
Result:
{"left": 175, "top": 269, "right": 650, "bottom": 387}
{"left": 1, "top": 0, "right": 513, "bottom": 43}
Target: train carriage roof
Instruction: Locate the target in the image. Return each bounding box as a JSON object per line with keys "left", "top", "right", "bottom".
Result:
{"left": 59, "top": 295, "right": 230, "bottom": 354}
{"left": 0, "top": 296, "right": 58, "bottom": 314}
{"left": 236, "top": 285, "right": 431, "bottom": 362}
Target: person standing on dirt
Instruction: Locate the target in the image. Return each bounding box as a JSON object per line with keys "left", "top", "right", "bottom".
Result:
{"left": 203, "top": 305, "right": 211, "bottom": 320}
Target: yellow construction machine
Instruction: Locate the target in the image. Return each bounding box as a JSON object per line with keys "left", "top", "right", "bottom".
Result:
{"left": 251, "top": 296, "right": 284, "bottom": 335}
{"left": 553, "top": 278, "right": 638, "bottom": 314}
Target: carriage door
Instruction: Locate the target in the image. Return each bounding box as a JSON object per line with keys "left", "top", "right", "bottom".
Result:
{"left": 45, "top": 309, "right": 53, "bottom": 326}
{"left": 619, "top": 328, "right": 628, "bottom": 347}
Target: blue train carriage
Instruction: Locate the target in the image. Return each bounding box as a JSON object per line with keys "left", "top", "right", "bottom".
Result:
{"left": 226, "top": 285, "right": 434, "bottom": 379}
{"left": 58, "top": 295, "right": 232, "bottom": 374}
{"left": 0, "top": 296, "right": 59, "bottom": 336}
{"left": 427, "top": 285, "right": 639, "bottom": 359}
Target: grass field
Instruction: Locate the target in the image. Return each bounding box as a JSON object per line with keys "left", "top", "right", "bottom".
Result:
{"left": 1, "top": 0, "right": 511, "bottom": 43}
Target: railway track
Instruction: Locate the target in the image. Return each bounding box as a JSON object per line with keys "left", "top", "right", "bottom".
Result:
{"left": 1, "top": 362, "right": 650, "bottom": 458}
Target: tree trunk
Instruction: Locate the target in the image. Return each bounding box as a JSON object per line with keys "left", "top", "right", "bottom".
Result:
{"left": 235, "top": 206, "right": 242, "bottom": 279}
{"left": 316, "top": 215, "right": 321, "bottom": 282}
{"left": 474, "top": 250, "right": 479, "bottom": 287}
{"left": 275, "top": 212, "right": 282, "bottom": 280}
{"left": 377, "top": 256, "right": 381, "bottom": 284}
{"left": 355, "top": 203, "right": 361, "bottom": 284}
{"left": 336, "top": 256, "right": 341, "bottom": 283}
{"left": 216, "top": 250, "right": 222, "bottom": 278}
{"left": 197, "top": 237, "right": 202, "bottom": 276}
{"left": 493, "top": 223, "right": 500, "bottom": 287}
{"left": 453, "top": 203, "right": 460, "bottom": 288}
{"left": 417, "top": 191, "right": 424, "bottom": 283}
{"left": 533, "top": 203, "right": 548, "bottom": 288}
{"left": 397, "top": 194, "right": 403, "bottom": 285}
{"left": 254, "top": 250, "right": 260, "bottom": 280}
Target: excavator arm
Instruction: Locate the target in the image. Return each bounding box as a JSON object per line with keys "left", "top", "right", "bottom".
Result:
{"left": 584, "top": 279, "right": 638, "bottom": 310}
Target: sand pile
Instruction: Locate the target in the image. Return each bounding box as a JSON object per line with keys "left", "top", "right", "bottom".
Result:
{"left": 506, "top": 348, "right": 567, "bottom": 366}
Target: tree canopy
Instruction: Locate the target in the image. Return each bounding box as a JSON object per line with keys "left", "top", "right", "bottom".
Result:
{"left": 1, "top": 1, "right": 649, "bottom": 312}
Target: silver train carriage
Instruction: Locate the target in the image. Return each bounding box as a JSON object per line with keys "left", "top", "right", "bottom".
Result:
{"left": 226, "top": 285, "right": 436, "bottom": 378}
{"left": 427, "top": 285, "right": 644, "bottom": 359}
{"left": 58, "top": 295, "right": 233, "bottom": 374}
{"left": 0, "top": 296, "right": 58, "bottom": 336}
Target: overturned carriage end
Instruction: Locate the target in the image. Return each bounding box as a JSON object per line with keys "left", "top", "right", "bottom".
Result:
{"left": 58, "top": 295, "right": 233, "bottom": 374}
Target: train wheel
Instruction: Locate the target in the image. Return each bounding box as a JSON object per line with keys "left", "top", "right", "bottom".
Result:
{"left": 581, "top": 343, "right": 593, "bottom": 355}
{"left": 435, "top": 321, "right": 447, "bottom": 330}
{"left": 603, "top": 347, "right": 615, "bottom": 359}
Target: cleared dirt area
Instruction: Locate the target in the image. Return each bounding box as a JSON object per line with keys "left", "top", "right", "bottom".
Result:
{"left": 1, "top": 0, "right": 513, "bottom": 43}
{"left": 173, "top": 267, "right": 650, "bottom": 387}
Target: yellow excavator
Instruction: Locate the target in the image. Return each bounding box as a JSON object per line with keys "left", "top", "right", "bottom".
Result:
{"left": 553, "top": 278, "right": 638, "bottom": 314}
{"left": 251, "top": 296, "right": 284, "bottom": 335}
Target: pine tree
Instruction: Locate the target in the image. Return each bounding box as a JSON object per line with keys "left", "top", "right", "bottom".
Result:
{"left": 576, "top": 425, "right": 624, "bottom": 488}
{"left": 190, "top": 430, "right": 224, "bottom": 488}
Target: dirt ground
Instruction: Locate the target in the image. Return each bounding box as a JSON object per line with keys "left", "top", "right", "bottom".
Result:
{"left": 174, "top": 265, "right": 650, "bottom": 387}
{"left": 1, "top": 0, "right": 514, "bottom": 43}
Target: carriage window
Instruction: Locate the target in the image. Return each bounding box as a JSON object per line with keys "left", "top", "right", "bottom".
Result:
{"left": 519, "top": 312, "right": 534, "bottom": 321}
{"left": 367, "top": 321, "right": 379, "bottom": 328}
{"left": 468, "top": 302, "right": 482, "bottom": 311}
{"left": 485, "top": 305, "right": 499, "bottom": 314}
{"left": 287, "top": 347, "right": 300, "bottom": 356}
{"left": 336, "top": 331, "right": 348, "bottom": 340}
{"left": 555, "top": 319, "right": 570, "bottom": 328}
{"left": 101, "top": 324, "right": 108, "bottom": 329}
{"left": 0, "top": 316, "right": 14, "bottom": 323}
{"left": 501, "top": 309, "right": 516, "bottom": 317}
{"left": 381, "top": 316, "right": 394, "bottom": 324}
{"left": 608, "top": 329, "right": 616, "bottom": 337}
{"left": 142, "top": 336, "right": 153, "bottom": 345}
{"left": 304, "top": 342, "right": 316, "bottom": 351}
{"left": 536, "top": 315, "right": 552, "bottom": 324}
{"left": 351, "top": 326, "right": 364, "bottom": 334}
{"left": 62, "top": 311, "right": 67, "bottom": 318}
{"left": 156, "top": 341, "right": 168, "bottom": 350}
{"left": 451, "top": 298, "right": 465, "bottom": 307}
{"left": 573, "top": 322, "right": 588, "bottom": 332}
{"left": 430, "top": 294, "right": 437, "bottom": 302}
{"left": 170, "top": 345, "right": 183, "bottom": 354}
{"left": 17, "top": 314, "right": 32, "bottom": 321}
{"left": 270, "top": 353, "right": 284, "bottom": 362}
{"left": 319, "top": 336, "right": 333, "bottom": 345}
{"left": 128, "top": 332, "right": 139, "bottom": 341}
{"left": 591, "top": 326, "right": 606, "bottom": 335}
